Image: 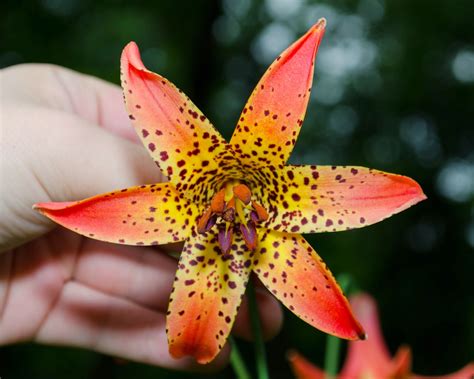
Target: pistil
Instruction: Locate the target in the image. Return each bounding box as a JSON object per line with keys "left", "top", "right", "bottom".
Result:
{"left": 197, "top": 183, "right": 269, "bottom": 253}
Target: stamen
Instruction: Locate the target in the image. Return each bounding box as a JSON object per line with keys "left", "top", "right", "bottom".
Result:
{"left": 197, "top": 208, "right": 213, "bottom": 233}
{"left": 223, "top": 197, "right": 236, "bottom": 222}
{"left": 233, "top": 184, "right": 252, "bottom": 205}
{"left": 197, "top": 182, "right": 270, "bottom": 252}
{"left": 218, "top": 225, "right": 233, "bottom": 253}
{"left": 210, "top": 189, "right": 226, "bottom": 213}
{"left": 252, "top": 201, "right": 269, "bottom": 221}
{"left": 240, "top": 221, "right": 257, "bottom": 250}
{"left": 250, "top": 210, "right": 259, "bottom": 224}
{"left": 206, "top": 214, "right": 217, "bottom": 231}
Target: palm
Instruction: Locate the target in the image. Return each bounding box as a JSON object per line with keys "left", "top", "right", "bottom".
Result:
{"left": 0, "top": 227, "right": 280, "bottom": 371}
{"left": 0, "top": 227, "right": 187, "bottom": 365}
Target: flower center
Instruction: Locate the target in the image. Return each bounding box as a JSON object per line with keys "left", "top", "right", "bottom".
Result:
{"left": 197, "top": 182, "right": 269, "bottom": 253}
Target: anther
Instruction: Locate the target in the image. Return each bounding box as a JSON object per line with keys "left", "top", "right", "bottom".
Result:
{"left": 240, "top": 221, "right": 257, "bottom": 250}
{"left": 197, "top": 182, "right": 270, "bottom": 253}
{"left": 252, "top": 201, "right": 269, "bottom": 221}
{"left": 218, "top": 225, "right": 233, "bottom": 253}
{"left": 210, "top": 189, "right": 226, "bottom": 213}
{"left": 197, "top": 208, "right": 216, "bottom": 234}
{"left": 233, "top": 184, "right": 252, "bottom": 205}
{"left": 250, "top": 210, "right": 259, "bottom": 224}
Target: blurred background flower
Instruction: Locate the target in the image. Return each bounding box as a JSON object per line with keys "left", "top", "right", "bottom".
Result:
{"left": 1, "top": 0, "right": 473, "bottom": 377}
{"left": 288, "top": 293, "right": 474, "bottom": 378}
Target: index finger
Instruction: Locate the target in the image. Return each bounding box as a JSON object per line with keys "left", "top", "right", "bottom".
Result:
{"left": 54, "top": 65, "right": 140, "bottom": 142}
{"left": 2, "top": 63, "right": 139, "bottom": 142}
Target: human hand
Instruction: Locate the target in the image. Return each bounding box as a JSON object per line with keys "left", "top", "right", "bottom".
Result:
{"left": 0, "top": 64, "right": 283, "bottom": 371}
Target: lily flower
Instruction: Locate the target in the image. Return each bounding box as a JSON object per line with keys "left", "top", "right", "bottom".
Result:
{"left": 288, "top": 293, "right": 474, "bottom": 379}
{"left": 34, "top": 19, "right": 426, "bottom": 364}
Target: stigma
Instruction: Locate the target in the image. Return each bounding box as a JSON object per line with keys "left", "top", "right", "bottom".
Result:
{"left": 197, "top": 182, "right": 269, "bottom": 253}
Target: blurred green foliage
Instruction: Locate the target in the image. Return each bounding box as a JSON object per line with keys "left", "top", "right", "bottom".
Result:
{"left": 1, "top": 0, "right": 473, "bottom": 377}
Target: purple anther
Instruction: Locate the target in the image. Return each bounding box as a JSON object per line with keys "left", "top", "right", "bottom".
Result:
{"left": 218, "top": 226, "right": 233, "bottom": 253}
{"left": 240, "top": 221, "right": 257, "bottom": 250}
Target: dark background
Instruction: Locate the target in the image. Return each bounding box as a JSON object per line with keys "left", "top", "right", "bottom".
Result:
{"left": 1, "top": 0, "right": 473, "bottom": 377}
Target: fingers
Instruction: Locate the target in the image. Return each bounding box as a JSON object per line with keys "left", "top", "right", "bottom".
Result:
{"left": 1, "top": 65, "right": 155, "bottom": 199}
{"left": 1, "top": 64, "right": 164, "bottom": 251}
{"left": 35, "top": 281, "right": 230, "bottom": 372}
{"left": 0, "top": 242, "right": 66, "bottom": 344}
{"left": 73, "top": 239, "right": 177, "bottom": 312}
{"left": 2, "top": 64, "right": 137, "bottom": 142}
{"left": 73, "top": 239, "right": 283, "bottom": 340}
{"left": 52, "top": 65, "right": 140, "bottom": 142}
{"left": 26, "top": 108, "right": 162, "bottom": 198}
{"left": 1, "top": 104, "right": 163, "bottom": 250}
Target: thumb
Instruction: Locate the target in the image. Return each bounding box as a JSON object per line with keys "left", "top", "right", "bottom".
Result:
{"left": 1, "top": 104, "right": 162, "bottom": 251}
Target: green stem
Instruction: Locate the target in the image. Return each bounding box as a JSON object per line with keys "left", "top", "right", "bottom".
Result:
{"left": 247, "top": 279, "right": 269, "bottom": 379}
{"left": 324, "top": 274, "right": 352, "bottom": 378}
{"left": 324, "top": 333, "right": 343, "bottom": 378}
{"left": 229, "top": 336, "right": 251, "bottom": 379}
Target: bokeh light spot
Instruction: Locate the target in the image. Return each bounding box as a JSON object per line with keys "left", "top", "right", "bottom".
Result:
{"left": 437, "top": 161, "right": 474, "bottom": 202}
{"left": 451, "top": 49, "right": 474, "bottom": 83}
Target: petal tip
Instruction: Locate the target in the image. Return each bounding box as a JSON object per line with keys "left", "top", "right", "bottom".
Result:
{"left": 195, "top": 356, "right": 213, "bottom": 365}
{"left": 408, "top": 179, "right": 428, "bottom": 204}
{"left": 393, "top": 175, "right": 427, "bottom": 211}
{"left": 314, "top": 17, "right": 327, "bottom": 30}
{"left": 32, "top": 203, "right": 48, "bottom": 217}
{"left": 32, "top": 201, "right": 75, "bottom": 213}
{"left": 358, "top": 331, "right": 368, "bottom": 341}
{"left": 168, "top": 346, "right": 185, "bottom": 361}
{"left": 124, "top": 40, "right": 138, "bottom": 51}
{"left": 305, "top": 18, "right": 326, "bottom": 39}
{"left": 33, "top": 202, "right": 53, "bottom": 213}
{"left": 121, "top": 41, "right": 146, "bottom": 71}
{"left": 306, "top": 18, "right": 326, "bottom": 42}
{"left": 348, "top": 321, "right": 367, "bottom": 341}
{"left": 169, "top": 344, "right": 215, "bottom": 365}
{"left": 345, "top": 311, "right": 367, "bottom": 341}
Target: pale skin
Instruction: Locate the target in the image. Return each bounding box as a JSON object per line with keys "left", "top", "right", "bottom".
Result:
{"left": 0, "top": 64, "right": 283, "bottom": 372}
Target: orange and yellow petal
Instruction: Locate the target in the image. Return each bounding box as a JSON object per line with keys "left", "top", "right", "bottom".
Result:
{"left": 253, "top": 230, "right": 365, "bottom": 340}
{"left": 229, "top": 19, "right": 325, "bottom": 167}
{"left": 167, "top": 229, "right": 252, "bottom": 364}
{"left": 34, "top": 183, "right": 197, "bottom": 245}
{"left": 259, "top": 165, "right": 426, "bottom": 234}
{"left": 287, "top": 351, "right": 325, "bottom": 379}
{"left": 121, "top": 42, "right": 240, "bottom": 204}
